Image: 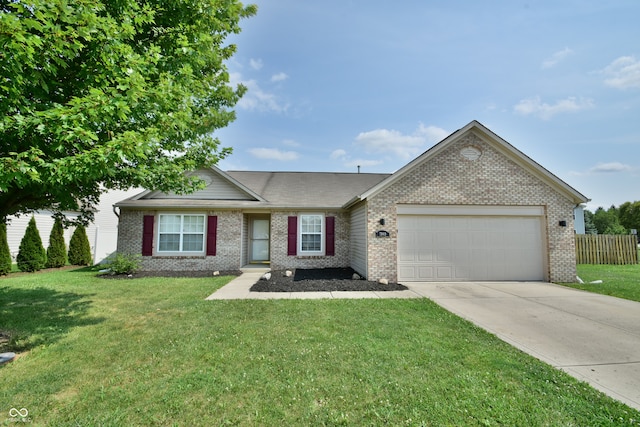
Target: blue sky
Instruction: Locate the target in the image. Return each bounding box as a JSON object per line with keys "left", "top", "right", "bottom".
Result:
{"left": 215, "top": 1, "right": 640, "bottom": 211}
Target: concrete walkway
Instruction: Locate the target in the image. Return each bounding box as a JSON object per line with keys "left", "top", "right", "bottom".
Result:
{"left": 206, "top": 273, "right": 640, "bottom": 410}
{"left": 205, "top": 268, "right": 423, "bottom": 300}
{"left": 410, "top": 281, "right": 640, "bottom": 411}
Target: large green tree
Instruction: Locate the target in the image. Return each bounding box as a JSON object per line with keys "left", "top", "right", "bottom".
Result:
{"left": 618, "top": 201, "right": 640, "bottom": 232}
{"left": 592, "top": 206, "right": 627, "bottom": 235}
{"left": 0, "top": 0, "right": 256, "bottom": 223}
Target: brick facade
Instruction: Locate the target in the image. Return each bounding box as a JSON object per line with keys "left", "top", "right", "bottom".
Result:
{"left": 115, "top": 124, "right": 584, "bottom": 283}
{"left": 117, "top": 209, "right": 244, "bottom": 271}
{"left": 116, "top": 209, "right": 351, "bottom": 272}
{"left": 269, "top": 211, "right": 350, "bottom": 271}
{"left": 365, "top": 131, "right": 578, "bottom": 283}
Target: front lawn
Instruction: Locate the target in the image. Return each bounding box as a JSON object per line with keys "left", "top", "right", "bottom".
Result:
{"left": 1, "top": 269, "right": 639, "bottom": 425}
{"left": 567, "top": 263, "right": 640, "bottom": 302}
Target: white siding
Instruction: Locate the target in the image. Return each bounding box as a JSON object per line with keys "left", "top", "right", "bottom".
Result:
{"left": 349, "top": 202, "right": 368, "bottom": 278}
{"left": 90, "top": 189, "right": 143, "bottom": 263}
{"left": 6, "top": 188, "right": 141, "bottom": 264}
{"left": 6, "top": 214, "right": 67, "bottom": 261}
{"left": 574, "top": 206, "right": 585, "bottom": 234}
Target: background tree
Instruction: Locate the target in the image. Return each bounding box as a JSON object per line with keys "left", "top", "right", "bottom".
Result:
{"left": 46, "top": 217, "right": 67, "bottom": 268}
{"left": 0, "top": 0, "right": 257, "bottom": 225}
{"left": 618, "top": 201, "right": 640, "bottom": 232}
{"left": 0, "top": 222, "right": 11, "bottom": 275}
{"left": 592, "top": 206, "right": 627, "bottom": 235}
{"left": 17, "top": 216, "right": 46, "bottom": 272}
{"left": 68, "top": 225, "right": 92, "bottom": 266}
{"left": 583, "top": 209, "right": 598, "bottom": 235}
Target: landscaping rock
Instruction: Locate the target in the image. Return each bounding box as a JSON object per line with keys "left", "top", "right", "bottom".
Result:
{"left": 0, "top": 352, "right": 15, "bottom": 365}
{"left": 378, "top": 278, "right": 389, "bottom": 285}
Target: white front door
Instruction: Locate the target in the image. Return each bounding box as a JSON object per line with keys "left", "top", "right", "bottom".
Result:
{"left": 250, "top": 218, "right": 270, "bottom": 263}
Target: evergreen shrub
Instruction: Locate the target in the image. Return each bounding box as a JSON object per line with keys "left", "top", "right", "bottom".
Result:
{"left": 46, "top": 218, "right": 68, "bottom": 268}
{"left": 17, "top": 217, "right": 46, "bottom": 272}
{"left": 68, "top": 225, "right": 92, "bottom": 266}
{"left": 0, "top": 222, "right": 12, "bottom": 275}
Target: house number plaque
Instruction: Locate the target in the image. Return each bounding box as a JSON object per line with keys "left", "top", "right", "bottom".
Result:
{"left": 375, "top": 230, "right": 390, "bottom": 238}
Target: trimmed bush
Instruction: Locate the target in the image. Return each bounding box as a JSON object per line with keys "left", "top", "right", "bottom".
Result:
{"left": 17, "top": 216, "right": 46, "bottom": 272}
{"left": 68, "top": 225, "right": 92, "bottom": 266}
{"left": 46, "top": 218, "right": 68, "bottom": 268}
{"left": 0, "top": 221, "right": 11, "bottom": 275}
{"left": 103, "top": 253, "right": 141, "bottom": 275}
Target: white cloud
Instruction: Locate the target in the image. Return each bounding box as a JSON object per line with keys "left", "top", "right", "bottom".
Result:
{"left": 282, "top": 139, "right": 300, "bottom": 147}
{"left": 569, "top": 162, "right": 635, "bottom": 176}
{"left": 354, "top": 124, "right": 448, "bottom": 160}
{"left": 329, "top": 149, "right": 382, "bottom": 171}
{"left": 513, "top": 96, "right": 594, "bottom": 120}
{"left": 542, "top": 47, "right": 573, "bottom": 69}
{"left": 355, "top": 129, "right": 424, "bottom": 160}
{"left": 589, "top": 162, "right": 633, "bottom": 173}
{"left": 330, "top": 149, "right": 347, "bottom": 160}
{"left": 230, "top": 72, "right": 289, "bottom": 113}
{"left": 248, "top": 148, "right": 299, "bottom": 161}
{"left": 249, "top": 58, "right": 263, "bottom": 70}
{"left": 602, "top": 56, "right": 640, "bottom": 89}
{"left": 271, "top": 72, "right": 289, "bottom": 82}
{"left": 415, "top": 123, "right": 449, "bottom": 143}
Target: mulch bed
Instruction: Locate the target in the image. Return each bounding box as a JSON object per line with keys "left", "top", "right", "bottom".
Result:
{"left": 97, "top": 267, "right": 407, "bottom": 293}
{"left": 250, "top": 267, "right": 407, "bottom": 292}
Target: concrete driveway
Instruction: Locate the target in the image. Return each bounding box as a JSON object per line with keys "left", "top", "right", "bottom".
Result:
{"left": 408, "top": 281, "right": 640, "bottom": 411}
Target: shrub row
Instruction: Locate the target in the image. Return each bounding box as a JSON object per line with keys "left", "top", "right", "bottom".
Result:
{"left": 0, "top": 217, "right": 93, "bottom": 274}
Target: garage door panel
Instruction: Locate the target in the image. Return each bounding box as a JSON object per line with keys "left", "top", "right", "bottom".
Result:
{"left": 398, "top": 214, "right": 545, "bottom": 282}
{"left": 435, "top": 266, "right": 452, "bottom": 280}
{"left": 418, "top": 250, "right": 434, "bottom": 262}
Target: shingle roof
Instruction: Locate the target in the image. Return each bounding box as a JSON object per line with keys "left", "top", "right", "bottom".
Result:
{"left": 227, "top": 171, "right": 390, "bottom": 208}
{"left": 116, "top": 170, "right": 390, "bottom": 209}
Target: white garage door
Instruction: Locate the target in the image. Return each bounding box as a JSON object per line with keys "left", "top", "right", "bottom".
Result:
{"left": 398, "top": 207, "right": 546, "bottom": 282}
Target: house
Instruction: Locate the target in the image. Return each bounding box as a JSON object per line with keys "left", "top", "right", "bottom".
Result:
{"left": 573, "top": 205, "right": 586, "bottom": 234}
{"left": 115, "top": 120, "right": 589, "bottom": 283}
{"left": 7, "top": 188, "right": 142, "bottom": 264}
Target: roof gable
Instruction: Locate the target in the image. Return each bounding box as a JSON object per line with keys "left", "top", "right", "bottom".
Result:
{"left": 126, "top": 167, "right": 264, "bottom": 202}
{"left": 346, "top": 120, "right": 589, "bottom": 207}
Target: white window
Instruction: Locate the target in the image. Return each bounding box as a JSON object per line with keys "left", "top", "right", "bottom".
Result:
{"left": 158, "top": 214, "right": 205, "bottom": 253}
{"left": 299, "top": 214, "right": 323, "bottom": 255}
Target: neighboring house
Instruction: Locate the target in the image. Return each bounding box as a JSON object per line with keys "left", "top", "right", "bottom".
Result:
{"left": 573, "top": 205, "right": 586, "bottom": 234}
{"left": 7, "top": 188, "right": 142, "bottom": 264}
{"left": 115, "top": 121, "right": 589, "bottom": 283}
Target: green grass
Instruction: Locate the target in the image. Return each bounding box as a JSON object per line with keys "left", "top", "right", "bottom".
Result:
{"left": 566, "top": 262, "right": 640, "bottom": 302}
{"left": 2, "top": 269, "right": 639, "bottom": 426}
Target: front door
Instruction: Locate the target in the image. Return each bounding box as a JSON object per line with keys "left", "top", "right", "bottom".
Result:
{"left": 250, "top": 217, "right": 270, "bottom": 263}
